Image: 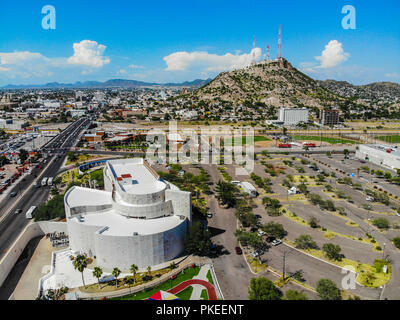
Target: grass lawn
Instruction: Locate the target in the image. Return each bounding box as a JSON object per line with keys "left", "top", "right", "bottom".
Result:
{"left": 206, "top": 270, "right": 214, "bottom": 285}
{"left": 376, "top": 135, "right": 400, "bottom": 143}
{"left": 292, "top": 136, "right": 359, "bottom": 144}
{"left": 176, "top": 286, "right": 194, "bottom": 300}
{"left": 113, "top": 266, "right": 200, "bottom": 300}
{"left": 200, "top": 289, "right": 209, "bottom": 300}
{"left": 225, "top": 135, "right": 270, "bottom": 146}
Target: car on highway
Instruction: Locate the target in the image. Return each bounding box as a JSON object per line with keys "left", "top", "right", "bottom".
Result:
{"left": 14, "top": 209, "right": 22, "bottom": 214}
{"left": 235, "top": 246, "right": 243, "bottom": 255}
{"left": 272, "top": 239, "right": 282, "bottom": 246}
{"left": 10, "top": 191, "right": 17, "bottom": 198}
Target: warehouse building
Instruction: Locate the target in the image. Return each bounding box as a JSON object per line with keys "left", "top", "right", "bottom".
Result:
{"left": 356, "top": 144, "right": 400, "bottom": 171}
{"left": 64, "top": 158, "right": 191, "bottom": 271}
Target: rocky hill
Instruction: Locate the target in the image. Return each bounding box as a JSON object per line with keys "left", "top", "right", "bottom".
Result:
{"left": 186, "top": 58, "right": 347, "bottom": 109}
{"left": 317, "top": 80, "right": 400, "bottom": 105}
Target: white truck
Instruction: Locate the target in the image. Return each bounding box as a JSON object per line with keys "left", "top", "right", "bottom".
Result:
{"left": 47, "top": 177, "right": 54, "bottom": 186}
{"left": 26, "top": 206, "right": 37, "bottom": 219}
{"left": 41, "top": 177, "right": 48, "bottom": 186}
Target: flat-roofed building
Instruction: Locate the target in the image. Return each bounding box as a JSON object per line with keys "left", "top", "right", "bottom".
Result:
{"left": 278, "top": 107, "right": 309, "bottom": 126}
{"left": 64, "top": 158, "right": 191, "bottom": 271}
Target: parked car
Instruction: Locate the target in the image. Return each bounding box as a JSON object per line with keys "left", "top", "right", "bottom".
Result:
{"left": 235, "top": 247, "right": 243, "bottom": 255}
{"left": 251, "top": 251, "right": 260, "bottom": 258}
{"left": 366, "top": 196, "right": 374, "bottom": 202}
{"left": 258, "top": 231, "right": 267, "bottom": 237}
{"left": 272, "top": 239, "right": 282, "bottom": 246}
{"left": 207, "top": 213, "right": 213, "bottom": 219}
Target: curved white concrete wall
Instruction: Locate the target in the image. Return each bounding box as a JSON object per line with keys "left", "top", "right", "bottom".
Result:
{"left": 112, "top": 199, "right": 173, "bottom": 219}
{"left": 67, "top": 218, "right": 103, "bottom": 257}
{"left": 93, "top": 219, "right": 187, "bottom": 270}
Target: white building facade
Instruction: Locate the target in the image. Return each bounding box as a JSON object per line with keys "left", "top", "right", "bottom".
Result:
{"left": 64, "top": 158, "right": 191, "bottom": 271}
{"left": 278, "top": 107, "right": 309, "bottom": 126}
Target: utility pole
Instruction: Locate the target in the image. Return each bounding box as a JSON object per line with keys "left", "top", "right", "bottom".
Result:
{"left": 282, "top": 250, "right": 287, "bottom": 280}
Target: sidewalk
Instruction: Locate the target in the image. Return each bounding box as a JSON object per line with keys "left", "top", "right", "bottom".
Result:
{"left": 190, "top": 264, "right": 211, "bottom": 300}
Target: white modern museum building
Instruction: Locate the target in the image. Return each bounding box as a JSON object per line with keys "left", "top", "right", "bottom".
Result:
{"left": 64, "top": 158, "right": 192, "bottom": 271}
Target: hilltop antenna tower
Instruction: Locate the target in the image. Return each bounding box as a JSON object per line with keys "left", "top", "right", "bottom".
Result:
{"left": 266, "top": 44, "right": 270, "bottom": 61}
{"left": 277, "top": 25, "right": 282, "bottom": 60}
{"left": 252, "top": 35, "right": 256, "bottom": 65}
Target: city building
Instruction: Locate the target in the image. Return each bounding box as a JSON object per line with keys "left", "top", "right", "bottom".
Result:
{"left": 320, "top": 109, "right": 339, "bottom": 126}
{"left": 278, "top": 107, "right": 309, "bottom": 126}
{"left": 0, "top": 119, "right": 30, "bottom": 130}
{"left": 64, "top": 158, "right": 191, "bottom": 271}
{"left": 356, "top": 144, "right": 400, "bottom": 171}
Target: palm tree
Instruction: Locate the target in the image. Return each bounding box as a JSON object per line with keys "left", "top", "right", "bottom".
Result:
{"left": 73, "top": 255, "right": 88, "bottom": 288}
{"left": 130, "top": 264, "right": 138, "bottom": 285}
{"left": 92, "top": 267, "right": 103, "bottom": 289}
{"left": 147, "top": 266, "right": 152, "bottom": 277}
{"left": 112, "top": 267, "right": 121, "bottom": 288}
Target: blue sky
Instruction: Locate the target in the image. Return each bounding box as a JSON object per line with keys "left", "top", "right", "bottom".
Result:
{"left": 0, "top": 0, "right": 399, "bottom": 86}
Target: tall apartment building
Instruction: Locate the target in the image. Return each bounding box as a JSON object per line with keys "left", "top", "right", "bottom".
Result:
{"left": 278, "top": 107, "right": 309, "bottom": 125}
{"left": 321, "top": 109, "right": 339, "bottom": 126}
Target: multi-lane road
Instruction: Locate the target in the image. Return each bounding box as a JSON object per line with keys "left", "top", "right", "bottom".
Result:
{"left": 0, "top": 117, "right": 91, "bottom": 261}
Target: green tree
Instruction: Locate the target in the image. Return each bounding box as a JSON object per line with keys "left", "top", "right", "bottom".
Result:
{"left": 186, "top": 222, "right": 213, "bottom": 256}
{"left": 284, "top": 290, "right": 308, "bottom": 300}
{"left": 262, "top": 222, "right": 286, "bottom": 239}
{"left": 147, "top": 266, "right": 152, "bottom": 277}
{"left": 316, "top": 279, "right": 342, "bottom": 300}
{"left": 322, "top": 243, "right": 342, "bottom": 261}
{"left": 248, "top": 277, "right": 282, "bottom": 300}
{"left": 92, "top": 267, "right": 103, "bottom": 289}
{"left": 215, "top": 181, "right": 238, "bottom": 208}
{"left": 19, "top": 148, "right": 29, "bottom": 163}
{"left": 393, "top": 237, "right": 400, "bottom": 249}
{"left": 372, "top": 218, "right": 390, "bottom": 230}
{"left": 73, "top": 255, "right": 88, "bottom": 288}
{"left": 295, "top": 235, "right": 318, "bottom": 250}
{"left": 130, "top": 264, "right": 139, "bottom": 284}
{"left": 309, "top": 217, "right": 320, "bottom": 229}
{"left": 112, "top": 267, "right": 121, "bottom": 288}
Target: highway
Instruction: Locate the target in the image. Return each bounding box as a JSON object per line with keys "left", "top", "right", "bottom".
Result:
{"left": 0, "top": 116, "right": 91, "bottom": 261}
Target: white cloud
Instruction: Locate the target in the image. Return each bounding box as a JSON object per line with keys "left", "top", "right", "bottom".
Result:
{"left": 163, "top": 48, "right": 262, "bottom": 72}
{"left": 67, "top": 40, "right": 110, "bottom": 68}
{"left": 0, "top": 51, "right": 49, "bottom": 66}
{"left": 128, "top": 64, "right": 145, "bottom": 69}
{"left": 315, "top": 40, "right": 350, "bottom": 69}
{"left": 385, "top": 72, "right": 399, "bottom": 79}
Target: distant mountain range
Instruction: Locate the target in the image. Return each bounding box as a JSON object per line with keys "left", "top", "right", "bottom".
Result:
{"left": 0, "top": 78, "right": 212, "bottom": 89}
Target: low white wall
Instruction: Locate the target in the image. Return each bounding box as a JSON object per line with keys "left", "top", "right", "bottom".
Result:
{"left": 0, "top": 221, "right": 67, "bottom": 288}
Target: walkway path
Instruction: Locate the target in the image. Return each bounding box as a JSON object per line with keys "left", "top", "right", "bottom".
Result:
{"left": 190, "top": 264, "right": 210, "bottom": 300}
{"left": 168, "top": 279, "right": 217, "bottom": 300}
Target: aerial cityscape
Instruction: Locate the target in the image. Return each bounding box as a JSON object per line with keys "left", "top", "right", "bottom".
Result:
{"left": 0, "top": 0, "right": 400, "bottom": 307}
